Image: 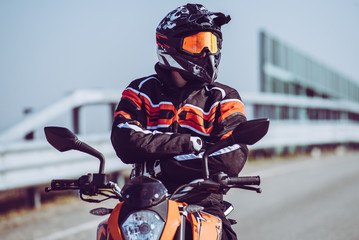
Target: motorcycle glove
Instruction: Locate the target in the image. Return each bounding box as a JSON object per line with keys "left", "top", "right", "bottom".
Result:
{"left": 190, "top": 136, "right": 205, "bottom": 153}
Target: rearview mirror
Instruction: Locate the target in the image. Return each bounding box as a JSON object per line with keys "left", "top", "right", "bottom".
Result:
{"left": 231, "top": 118, "right": 270, "bottom": 145}
{"left": 44, "top": 126, "right": 105, "bottom": 174}
{"left": 201, "top": 118, "right": 270, "bottom": 179}
{"left": 44, "top": 127, "right": 78, "bottom": 152}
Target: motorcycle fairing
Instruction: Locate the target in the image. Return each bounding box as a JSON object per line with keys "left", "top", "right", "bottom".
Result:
{"left": 97, "top": 218, "right": 109, "bottom": 240}
{"left": 107, "top": 202, "right": 124, "bottom": 240}
{"left": 159, "top": 200, "right": 182, "bottom": 240}
{"left": 187, "top": 210, "right": 222, "bottom": 240}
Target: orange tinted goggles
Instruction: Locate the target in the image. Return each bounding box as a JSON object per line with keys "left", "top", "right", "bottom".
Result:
{"left": 182, "top": 32, "right": 219, "bottom": 55}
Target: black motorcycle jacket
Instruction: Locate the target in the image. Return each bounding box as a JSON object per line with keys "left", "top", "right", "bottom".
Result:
{"left": 111, "top": 63, "right": 248, "bottom": 192}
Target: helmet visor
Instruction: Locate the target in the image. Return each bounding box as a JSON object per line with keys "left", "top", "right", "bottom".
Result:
{"left": 182, "top": 32, "right": 219, "bottom": 55}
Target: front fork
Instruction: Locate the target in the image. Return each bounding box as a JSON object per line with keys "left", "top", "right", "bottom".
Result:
{"left": 173, "top": 205, "right": 187, "bottom": 240}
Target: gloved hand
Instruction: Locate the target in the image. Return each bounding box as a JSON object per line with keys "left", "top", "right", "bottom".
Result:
{"left": 190, "top": 136, "right": 205, "bottom": 153}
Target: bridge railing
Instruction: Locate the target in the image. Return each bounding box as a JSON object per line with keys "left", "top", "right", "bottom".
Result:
{"left": 1, "top": 89, "right": 359, "bottom": 208}
{"left": 0, "top": 133, "right": 126, "bottom": 191}
{"left": 1, "top": 121, "right": 359, "bottom": 192}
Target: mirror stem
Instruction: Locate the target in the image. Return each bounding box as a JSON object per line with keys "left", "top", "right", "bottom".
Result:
{"left": 74, "top": 140, "right": 105, "bottom": 174}
{"left": 202, "top": 152, "right": 210, "bottom": 180}
{"left": 202, "top": 137, "right": 234, "bottom": 179}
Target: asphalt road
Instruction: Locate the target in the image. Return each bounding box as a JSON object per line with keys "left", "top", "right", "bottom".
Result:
{"left": 1, "top": 151, "right": 359, "bottom": 240}
{"left": 228, "top": 151, "right": 359, "bottom": 240}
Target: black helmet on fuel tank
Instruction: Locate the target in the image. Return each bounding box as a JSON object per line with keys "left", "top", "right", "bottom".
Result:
{"left": 156, "top": 3, "right": 231, "bottom": 84}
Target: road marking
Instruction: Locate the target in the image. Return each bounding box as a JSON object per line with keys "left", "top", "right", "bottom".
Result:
{"left": 37, "top": 217, "right": 107, "bottom": 240}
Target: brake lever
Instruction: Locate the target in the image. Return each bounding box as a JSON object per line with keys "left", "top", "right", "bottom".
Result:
{"left": 80, "top": 193, "right": 102, "bottom": 203}
{"left": 232, "top": 185, "right": 262, "bottom": 193}
{"left": 108, "top": 181, "right": 122, "bottom": 198}
{"left": 193, "top": 179, "right": 221, "bottom": 190}
{"left": 80, "top": 193, "right": 114, "bottom": 203}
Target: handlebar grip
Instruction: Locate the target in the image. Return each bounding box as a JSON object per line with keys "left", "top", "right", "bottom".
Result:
{"left": 50, "top": 179, "right": 79, "bottom": 190}
{"left": 228, "top": 176, "right": 260, "bottom": 186}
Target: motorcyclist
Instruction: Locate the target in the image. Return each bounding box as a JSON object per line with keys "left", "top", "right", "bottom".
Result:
{"left": 111, "top": 3, "right": 247, "bottom": 239}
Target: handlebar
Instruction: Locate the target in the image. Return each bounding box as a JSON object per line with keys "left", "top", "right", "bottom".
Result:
{"left": 171, "top": 174, "right": 262, "bottom": 202}
{"left": 46, "top": 172, "right": 261, "bottom": 204}
{"left": 210, "top": 173, "right": 262, "bottom": 193}
{"left": 45, "top": 173, "right": 123, "bottom": 203}
{"left": 227, "top": 176, "right": 260, "bottom": 186}
{"left": 226, "top": 176, "right": 261, "bottom": 193}
{"left": 45, "top": 179, "right": 79, "bottom": 192}
{"left": 45, "top": 174, "right": 109, "bottom": 193}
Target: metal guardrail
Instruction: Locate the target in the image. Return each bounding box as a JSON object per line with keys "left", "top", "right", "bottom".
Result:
{"left": 2, "top": 90, "right": 359, "bottom": 143}
{"left": 0, "top": 89, "right": 122, "bottom": 142}
{"left": 0, "top": 133, "right": 127, "bottom": 191}
{"left": 255, "top": 121, "right": 359, "bottom": 148}
{"left": 1, "top": 121, "right": 359, "bottom": 191}
{"left": 1, "top": 90, "right": 359, "bottom": 193}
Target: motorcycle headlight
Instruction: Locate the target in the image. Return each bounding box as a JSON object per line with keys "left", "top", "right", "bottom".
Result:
{"left": 120, "top": 210, "right": 165, "bottom": 240}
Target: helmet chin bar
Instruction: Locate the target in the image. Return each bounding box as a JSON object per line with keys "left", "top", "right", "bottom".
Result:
{"left": 180, "top": 53, "right": 219, "bottom": 84}
{"left": 157, "top": 46, "right": 220, "bottom": 84}
{"left": 205, "top": 54, "right": 217, "bottom": 82}
{"left": 195, "top": 52, "right": 218, "bottom": 83}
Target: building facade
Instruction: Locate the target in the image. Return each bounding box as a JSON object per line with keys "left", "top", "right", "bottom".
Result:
{"left": 256, "top": 31, "right": 359, "bottom": 123}
{"left": 239, "top": 31, "right": 359, "bottom": 155}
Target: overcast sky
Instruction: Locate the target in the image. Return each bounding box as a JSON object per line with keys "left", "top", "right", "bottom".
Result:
{"left": 1, "top": 0, "right": 359, "bottom": 132}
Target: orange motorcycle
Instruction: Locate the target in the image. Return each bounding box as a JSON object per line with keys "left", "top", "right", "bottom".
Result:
{"left": 45, "top": 118, "right": 269, "bottom": 240}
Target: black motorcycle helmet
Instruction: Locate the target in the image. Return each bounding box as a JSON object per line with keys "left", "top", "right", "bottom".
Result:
{"left": 156, "top": 3, "right": 231, "bottom": 84}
